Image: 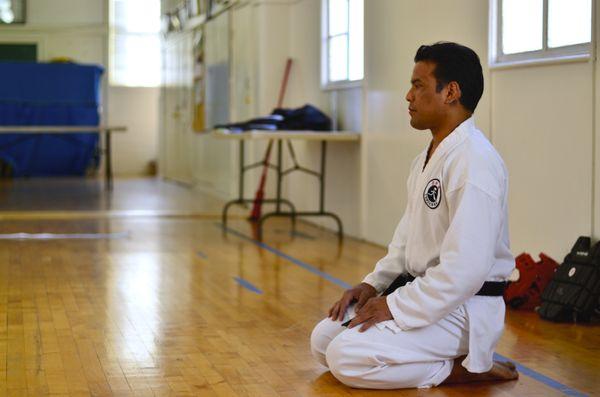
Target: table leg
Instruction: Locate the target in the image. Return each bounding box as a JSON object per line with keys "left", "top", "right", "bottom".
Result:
{"left": 320, "top": 140, "right": 327, "bottom": 213}
{"left": 105, "top": 132, "right": 113, "bottom": 191}
{"left": 239, "top": 140, "right": 245, "bottom": 201}
{"left": 276, "top": 139, "right": 283, "bottom": 213}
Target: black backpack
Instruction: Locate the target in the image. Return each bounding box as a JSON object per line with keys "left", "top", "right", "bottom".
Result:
{"left": 538, "top": 237, "right": 600, "bottom": 322}
{"left": 272, "top": 104, "right": 332, "bottom": 131}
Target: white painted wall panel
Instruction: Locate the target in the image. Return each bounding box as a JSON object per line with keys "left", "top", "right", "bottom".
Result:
{"left": 108, "top": 87, "right": 160, "bottom": 175}
{"left": 44, "top": 33, "right": 105, "bottom": 64}
{"left": 492, "top": 63, "right": 594, "bottom": 258}
{"left": 27, "top": 0, "right": 104, "bottom": 25}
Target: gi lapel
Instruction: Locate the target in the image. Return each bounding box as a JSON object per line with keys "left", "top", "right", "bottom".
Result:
{"left": 417, "top": 117, "right": 474, "bottom": 187}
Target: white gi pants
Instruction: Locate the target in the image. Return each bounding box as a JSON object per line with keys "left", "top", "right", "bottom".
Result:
{"left": 310, "top": 304, "right": 470, "bottom": 389}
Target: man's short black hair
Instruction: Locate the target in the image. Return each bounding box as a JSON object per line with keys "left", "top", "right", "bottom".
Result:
{"left": 414, "top": 42, "right": 484, "bottom": 113}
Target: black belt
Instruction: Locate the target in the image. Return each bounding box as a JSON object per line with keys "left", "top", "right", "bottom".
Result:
{"left": 382, "top": 274, "right": 507, "bottom": 297}
{"left": 341, "top": 274, "right": 506, "bottom": 327}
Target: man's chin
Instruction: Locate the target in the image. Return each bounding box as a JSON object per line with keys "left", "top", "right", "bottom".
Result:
{"left": 409, "top": 118, "right": 428, "bottom": 130}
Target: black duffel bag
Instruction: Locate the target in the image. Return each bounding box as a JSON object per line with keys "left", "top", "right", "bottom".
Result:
{"left": 538, "top": 236, "right": 600, "bottom": 322}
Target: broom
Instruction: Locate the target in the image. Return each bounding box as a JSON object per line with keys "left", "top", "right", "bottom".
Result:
{"left": 249, "top": 58, "right": 293, "bottom": 221}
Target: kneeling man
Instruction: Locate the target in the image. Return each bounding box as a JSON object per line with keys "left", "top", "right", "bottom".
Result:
{"left": 310, "top": 42, "right": 518, "bottom": 389}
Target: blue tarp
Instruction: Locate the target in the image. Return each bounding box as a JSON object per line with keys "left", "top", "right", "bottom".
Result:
{"left": 0, "top": 62, "right": 104, "bottom": 176}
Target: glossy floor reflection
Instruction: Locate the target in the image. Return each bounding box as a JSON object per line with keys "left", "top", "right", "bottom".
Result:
{"left": 0, "top": 178, "right": 597, "bottom": 396}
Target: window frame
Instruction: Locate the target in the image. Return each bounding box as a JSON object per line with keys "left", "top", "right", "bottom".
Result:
{"left": 489, "top": 0, "right": 594, "bottom": 68}
{"left": 320, "top": 0, "right": 363, "bottom": 91}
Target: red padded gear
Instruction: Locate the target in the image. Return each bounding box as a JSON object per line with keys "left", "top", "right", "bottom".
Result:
{"left": 504, "top": 253, "right": 558, "bottom": 310}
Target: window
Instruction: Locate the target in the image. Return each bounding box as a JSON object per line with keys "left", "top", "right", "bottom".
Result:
{"left": 321, "top": 0, "right": 364, "bottom": 89}
{"left": 491, "top": 0, "right": 592, "bottom": 66}
{"left": 110, "top": 0, "right": 162, "bottom": 87}
{"left": 0, "top": 0, "right": 25, "bottom": 25}
{"left": 0, "top": 0, "right": 25, "bottom": 24}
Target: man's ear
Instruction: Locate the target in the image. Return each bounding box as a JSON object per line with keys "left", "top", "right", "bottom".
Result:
{"left": 444, "top": 81, "right": 462, "bottom": 105}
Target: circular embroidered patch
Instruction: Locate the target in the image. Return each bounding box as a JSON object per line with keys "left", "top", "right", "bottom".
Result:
{"left": 423, "top": 179, "right": 442, "bottom": 209}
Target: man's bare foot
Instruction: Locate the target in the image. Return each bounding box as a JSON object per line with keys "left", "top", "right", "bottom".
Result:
{"left": 442, "top": 356, "right": 519, "bottom": 385}
{"left": 489, "top": 361, "right": 519, "bottom": 381}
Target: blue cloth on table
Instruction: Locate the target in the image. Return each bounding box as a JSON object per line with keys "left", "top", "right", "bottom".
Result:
{"left": 0, "top": 62, "right": 102, "bottom": 105}
{"left": 0, "top": 62, "right": 104, "bottom": 177}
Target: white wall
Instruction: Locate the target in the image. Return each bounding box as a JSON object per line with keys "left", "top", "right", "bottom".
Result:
{"left": 27, "top": 0, "right": 105, "bottom": 25}
{"left": 107, "top": 87, "right": 160, "bottom": 175}
{"left": 0, "top": 0, "right": 159, "bottom": 176}
{"left": 492, "top": 63, "right": 594, "bottom": 258}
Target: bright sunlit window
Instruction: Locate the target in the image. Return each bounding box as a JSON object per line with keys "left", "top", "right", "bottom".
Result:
{"left": 0, "top": 0, "right": 24, "bottom": 24}
{"left": 110, "top": 0, "right": 162, "bottom": 87}
{"left": 321, "top": 0, "right": 364, "bottom": 89}
{"left": 491, "top": 0, "right": 592, "bottom": 66}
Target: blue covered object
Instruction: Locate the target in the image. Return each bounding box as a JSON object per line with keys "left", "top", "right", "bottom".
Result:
{"left": 0, "top": 62, "right": 104, "bottom": 177}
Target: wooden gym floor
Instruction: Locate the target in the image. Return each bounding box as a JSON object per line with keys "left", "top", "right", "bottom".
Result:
{"left": 0, "top": 178, "right": 597, "bottom": 396}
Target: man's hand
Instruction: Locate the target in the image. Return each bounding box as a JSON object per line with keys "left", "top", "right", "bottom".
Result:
{"left": 328, "top": 283, "right": 377, "bottom": 321}
{"left": 347, "top": 296, "right": 393, "bottom": 332}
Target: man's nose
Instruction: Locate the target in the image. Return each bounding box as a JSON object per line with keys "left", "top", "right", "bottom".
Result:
{"left": 405, "top": 90, "right": 413, "bottom": 102}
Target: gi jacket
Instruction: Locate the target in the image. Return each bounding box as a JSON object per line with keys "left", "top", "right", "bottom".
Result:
{"left": 363, "top": 117, "right": 514, "bottom": 373}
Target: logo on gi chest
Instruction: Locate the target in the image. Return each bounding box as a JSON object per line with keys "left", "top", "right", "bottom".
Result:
{"left": 423, "top": 179, "right": 442, "bottom": 209}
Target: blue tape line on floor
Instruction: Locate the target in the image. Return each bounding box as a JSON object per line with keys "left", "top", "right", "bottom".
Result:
{"left": 219, "top": 223, "right": 588, "bottom": 397}
{"left": 493, "top": 353, "right": 587, "bottom": 396}
{"left": 196, "top": 251, "right": 208, "bottom": 259}
{"left": 218, "top": 223, "right": 351, "bottom": 289}
{"left": 234, "top": 277, "right": 263, "bottom": 294}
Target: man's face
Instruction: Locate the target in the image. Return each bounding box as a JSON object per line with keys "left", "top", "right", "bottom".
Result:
{"left": 405, "top": 61, "right": 448, "bottom": 130}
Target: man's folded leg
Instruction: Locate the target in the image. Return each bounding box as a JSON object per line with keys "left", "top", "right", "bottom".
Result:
{"left": 321, "top": 306, "right": 470, "bottom": 389}
{"left": 310, "top": 305, "right": 357, "bottom": 367}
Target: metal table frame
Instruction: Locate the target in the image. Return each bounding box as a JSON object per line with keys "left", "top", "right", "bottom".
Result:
{"left": 214, "top": 130, "right": 360, "bottom": 240}
{"left": 0, "top": 126, "right": 127, "bottom": 190}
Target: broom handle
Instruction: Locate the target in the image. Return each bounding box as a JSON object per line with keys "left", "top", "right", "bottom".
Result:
{"left": 277, "top": 58, "right": 293, "bottom": 108}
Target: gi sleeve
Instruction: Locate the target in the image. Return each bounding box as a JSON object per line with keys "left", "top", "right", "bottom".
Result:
{"left": 362, "top": 208, "right": 410, "bottom": 293}
{"left": 386, "top": 181, "right": 503, "bottom": 330}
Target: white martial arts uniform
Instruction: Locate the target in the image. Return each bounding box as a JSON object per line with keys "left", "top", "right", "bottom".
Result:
{"left": 311, "top": 117, "right": 514, "bottom": 389}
